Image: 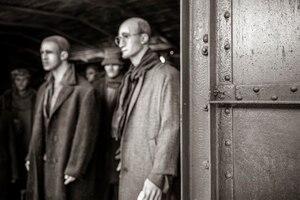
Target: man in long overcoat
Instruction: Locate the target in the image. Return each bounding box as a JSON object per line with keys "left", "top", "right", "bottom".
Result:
{"left": 0, "top": 104, "right": 18, "bottom": 200}
{"left": 1, "top": 66, "right": 36, "bottom": 200}
{"left": 112, "top": 17, "right": 180, "bottom": 200}
{"left": 93, "top": 47, "right": 124, "bottom": 200}
{"left": 26, "top": 35, "right": 99, "bottom": 200}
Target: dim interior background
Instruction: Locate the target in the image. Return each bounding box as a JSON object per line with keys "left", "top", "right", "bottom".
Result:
{"left": 0, "top": 0, "right": 180, "bottom": 93}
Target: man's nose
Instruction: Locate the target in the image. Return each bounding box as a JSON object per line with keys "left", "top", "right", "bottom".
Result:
{"left": 118, "top": 39, "right": 125, "bottom": 48}
{"left": 42, "top": 54, "right": 48, "bottom": 60}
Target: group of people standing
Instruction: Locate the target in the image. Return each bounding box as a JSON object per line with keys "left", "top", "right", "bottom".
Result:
{"left": 0, "top": 17, "right": 180, "bottom": 200}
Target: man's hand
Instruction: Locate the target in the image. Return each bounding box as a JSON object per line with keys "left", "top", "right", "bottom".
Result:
{"left": 64, "top": 174, "right": 76, "bottom": 185}
{"left": 115, "top": 147, "right": 121, "bottom": 172}
{"left": 25, "top": 161, "right": 30, "bottom": 171}
{"left": 137, "top": 179, "right": 162, "bottom": 200}
{"left": 115, "top": 147, "right": 121, "bottom": 160}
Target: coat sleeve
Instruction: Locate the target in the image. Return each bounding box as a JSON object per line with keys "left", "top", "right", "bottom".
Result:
{"left": 150, "top": 67, "right": 180, "bottom": 177}
{"left": 64, "top": 88, "right": 99, "bottom": 178}
{"left": 8, "top": 113, "right": 19, "bottom": 181}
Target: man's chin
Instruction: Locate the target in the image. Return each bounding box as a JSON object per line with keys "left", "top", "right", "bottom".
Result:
{"left": 43, "top": 66, "right": 51, "bottom": 71}
{"left": 121, "top": 52, "right": 129, "bottom": 59}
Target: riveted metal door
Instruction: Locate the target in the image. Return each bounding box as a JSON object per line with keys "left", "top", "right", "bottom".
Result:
{"left": 209, "top": 0, "right": 300, "bottom": 199}
{"left": 182, "top": 0, "right": 300, "bottom": 199}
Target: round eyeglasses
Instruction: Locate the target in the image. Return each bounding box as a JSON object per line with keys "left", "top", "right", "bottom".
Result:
{"left": 114, "top": 33, "right": 141, "bottom": 46}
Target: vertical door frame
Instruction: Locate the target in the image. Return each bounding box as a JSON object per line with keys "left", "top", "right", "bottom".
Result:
{"left": 180, "top": 0, "right": 213, "bottom": 199}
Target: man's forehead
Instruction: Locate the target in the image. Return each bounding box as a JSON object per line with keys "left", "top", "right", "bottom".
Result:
{"left": 41, "top": 41, "right": 59, "bottom": 50}
{"left": 119, "top": 20, "right": 138, "bottom": 33}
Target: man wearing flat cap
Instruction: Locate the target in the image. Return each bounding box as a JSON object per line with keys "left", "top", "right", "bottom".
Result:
{"left": 93, "top": 47, "right": 124, "bottom": 200}
{"left": 26, "top": 35, "right": 99, "bottom": 200}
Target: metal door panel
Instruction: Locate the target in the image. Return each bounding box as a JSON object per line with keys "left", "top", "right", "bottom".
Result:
{"left": 212, "top": 0, "right": 300, "bottom": 199}
{"left": 232, "top": 0, "right": 300, "bottom": 85}
{"left": 183, "top": 0, "right": 300, "bottom": 199}
{"left": 233, "top": 107, "right": 300, "bottom": 200}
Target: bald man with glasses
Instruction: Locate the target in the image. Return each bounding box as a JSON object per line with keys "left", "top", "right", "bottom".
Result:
{"left": 112, "top": 17, "right": 180, "bottom": 200}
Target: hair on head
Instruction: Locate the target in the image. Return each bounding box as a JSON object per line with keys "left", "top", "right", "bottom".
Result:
{"left": 42, "top": 35, "right": 70, "bottom": 53}
{"left": 123, "top": 17, "right": 151, "bottom": 37}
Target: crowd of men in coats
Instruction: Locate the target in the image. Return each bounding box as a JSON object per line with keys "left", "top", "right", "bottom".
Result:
{"left": 0, "top": 17, "right": 180, "bottom": 200}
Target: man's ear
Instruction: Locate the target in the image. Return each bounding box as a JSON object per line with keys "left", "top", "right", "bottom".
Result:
{"left": 140, "top": 33, "right": 150, "bottom": 44}
{"left": 60, "top": 51, "right": 69, "bottom": 61}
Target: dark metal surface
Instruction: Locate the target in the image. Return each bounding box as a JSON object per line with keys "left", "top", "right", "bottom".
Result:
{"left": 184, "top": 0, "right": 211, "bottom": 199}
{"left": 186, "top": 0, "right": 300, "bottom": 199}
{"left": 180, "top": 0, "right": 190, "bottom": 199}
{"left": 232, "top": 0, "right": 300, "bottom": 85}
{"left": 211, "top": 0, "right": 300, "bottom": 199}
{"left": 233, "top": 108, "right": 300, "bottom": 199}
{"left": 217, "top": 107, "right": 234, "bottom": 200}
{"left": 212, "top": 84, "right": 300, "bottom": 102}
{"left": 215, "top": 0, "right": 232, "bottom": 85}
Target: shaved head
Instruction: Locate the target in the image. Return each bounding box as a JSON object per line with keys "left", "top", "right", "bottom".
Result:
{"left": 117, "top": 17, "right": 152, "bottom": 65}
{"left": 42, "top": 35, "right": 70, "bottom": 54}
{"left": 121, "top": 17, "right": 151, "bottom": 38}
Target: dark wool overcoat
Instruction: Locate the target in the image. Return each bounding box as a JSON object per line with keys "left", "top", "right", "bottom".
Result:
{"left": 1, "top": 88, "right": 36, "bottom": 188}
{"left": 0, "top": 109, "right": 18, "bottom": 200}
{"left": 118, "top": 62, "right": 180, "bottom": 200}
{"left": 93, "top": 75, "right": 123, "bottom": 200}
{"left": 26, "top": 66, "right": 100, "bottom": 200}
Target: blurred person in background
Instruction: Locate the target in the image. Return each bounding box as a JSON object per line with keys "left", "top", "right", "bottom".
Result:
{"left": 0, "top": 101, "right": 18, "bottom": 200}
{"left": 1, "top": 66, "right": 36, "bottom": 200}
{"left": 85, "top": 64, "right": 104, "bottom": 84}
{"left": 93, "top": 47, "right": 125, "bottom": 200}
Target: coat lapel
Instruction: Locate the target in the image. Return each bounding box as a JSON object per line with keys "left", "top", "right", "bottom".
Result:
{"left": 126, "top": 76, "right": 144, "bottom": 122}
{"left": 35, "top": 84, "right": 47, "bottom": 119}
{"left": 48, "top": 64, "right": 77, "bottom": 120}
{"left": 49, "top": 86, "right": 74, "bottom": 119}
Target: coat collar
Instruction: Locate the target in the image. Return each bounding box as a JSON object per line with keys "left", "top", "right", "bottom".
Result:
{"left": 44, "top": 63, "right": 77, "bottom": 86}
{"left": 42, "top": 63, "right": 77, "bottom": 120}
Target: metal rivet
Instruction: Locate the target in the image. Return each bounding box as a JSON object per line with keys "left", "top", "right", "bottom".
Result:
{"left": 253, "top": 87, "right": 260, "bottom": 93}
{"left": 225, "top": 172, "right": 232, "bottom": 179}
{"left": 203, "top": 34, "right": 208, "bottom": 43}
{"left": 271, "top": 96, "right": 278, "bottom": 101}
{"left": 202, "top": 160, "right": 210, "bottom": 170}
{"left": 224, "top": 108, "right": 230, "bottom": 114}
{"left": 224, "top": 75, "right": 231, "bottom": 81}
{"left": 224, "top": 43, "right": 230, "bottom": 50}
{"left": 225, "top": 139, "right": 231, "bottom": 146}
{"left": 219, "top": 95, "right": 225, "bottom": 100}
{"left": 291, "top": 86, "right": 298, "bottom": 93}
{"left": 202, "top": 46, "right": 208, "bottom": 56}
{"left": 202, "top": 105, "right": 208, "bottom": 112}
{"left": 224, "top": 11, "right": 230, "bottom": 19}
{"left": 236, "top": 95, "right": 243, "bottom": 101}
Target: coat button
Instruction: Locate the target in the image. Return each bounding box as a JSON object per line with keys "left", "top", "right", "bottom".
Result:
{"left": 53, "top": 158, "right": 57, "bottom": 163}
{"left": 122, "top": 167, "right": 128, "bottom": 172}
{"left": 53, "top": 135, "right": 58, "bottom": 142}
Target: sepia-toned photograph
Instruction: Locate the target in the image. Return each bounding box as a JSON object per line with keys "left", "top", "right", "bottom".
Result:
{"left": 0, "top": 0, "right": 299, "bottom": 200}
